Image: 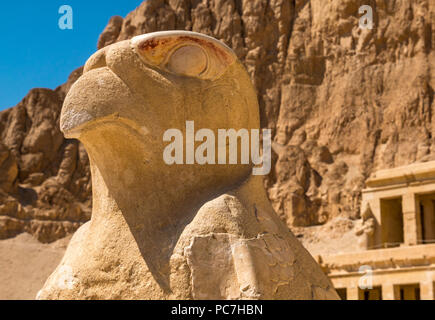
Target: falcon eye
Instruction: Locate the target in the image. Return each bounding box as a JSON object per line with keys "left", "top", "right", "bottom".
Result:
{"left": 166, "top": 45, "right": 208, "bottom": 77}
{"left": 132, "top": 32, "right": 237, "bottom": 80}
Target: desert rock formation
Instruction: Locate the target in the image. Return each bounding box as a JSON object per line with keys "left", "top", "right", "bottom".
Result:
{"left": 0, "top": 0, "right": 434, "bottom": 252}
{"left": 0, "top": 69, "right": 91, "bottom": 243}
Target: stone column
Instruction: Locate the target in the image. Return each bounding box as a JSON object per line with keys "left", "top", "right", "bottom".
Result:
{"left": 346, "top": 286, "right": 359, "bottom": 300}
{"left": 421, "top": 199, "right": 435, "bottom": 242}
{"left": 420, "top": 281, "right": 434, "bottom": 300}
{"left": 382, "top": 283, "right": 397, "bottom": 300}
{"left": 402, "top": 193, "right": 421, "bottom": 245}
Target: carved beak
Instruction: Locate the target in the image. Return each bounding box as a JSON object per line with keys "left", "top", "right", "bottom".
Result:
{"left": 60, "top": 31, "right": 238, "bottom": 139}
{"left": 60, "top": 43, "right": 136, "bottom": 138}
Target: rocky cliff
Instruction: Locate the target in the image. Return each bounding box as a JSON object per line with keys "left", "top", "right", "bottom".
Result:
{"left": 0, "top": 0, "right": 433, "bottom": 246}
{"left": 0, "top": 69, "right": 91, "bottom": 242}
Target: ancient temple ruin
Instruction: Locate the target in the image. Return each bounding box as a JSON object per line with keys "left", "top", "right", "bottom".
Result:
{"left": 319, "top": 161, "right": 435, "bottom": 300}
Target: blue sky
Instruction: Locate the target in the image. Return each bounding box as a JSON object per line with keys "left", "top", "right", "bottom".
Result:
{"left": 0, "top": 1, "right": 143, "bottom": 111}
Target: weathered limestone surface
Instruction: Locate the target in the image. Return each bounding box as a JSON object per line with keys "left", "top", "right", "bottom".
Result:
{"left": 37, "top": 31, "right": 339, "bottom": 300}
{"left": 97, "top": 0, "right": 435, "bottom": 234}
{"left": 0, "top": 69, "right": 91, "bottom": 243}
{"left": 0, "top": 0, "right": 433, "bottom": 257}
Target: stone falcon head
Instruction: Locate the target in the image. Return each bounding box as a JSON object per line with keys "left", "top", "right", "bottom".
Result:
{"left": 44, "top": 32, "right": 339, "bottom": 301}
{"left": 60, "top": 31, "right": 260, "bottom": 200}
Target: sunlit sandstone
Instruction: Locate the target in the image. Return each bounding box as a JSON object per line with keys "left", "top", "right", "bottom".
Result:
{"left": 37, "top": 31, "right": 338, "bottom": 300}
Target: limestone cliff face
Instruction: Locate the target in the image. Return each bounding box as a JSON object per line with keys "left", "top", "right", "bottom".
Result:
{"left": 0, "top": 0, "right": 433, "bottom": 243}
{"left": 0, "top": 69, "right": 91, "bottom": 242}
